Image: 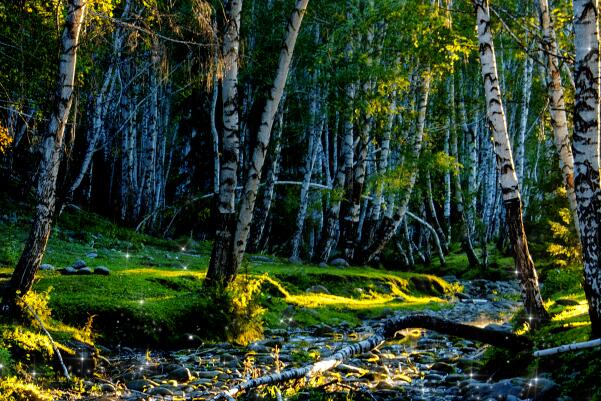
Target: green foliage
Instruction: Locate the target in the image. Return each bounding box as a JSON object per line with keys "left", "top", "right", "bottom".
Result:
{"left": 0, "top": 377, "right": 54, "bottom": 401}
{"left": 546, "top": 207, "right": 581, "bottom": 267}
{"left": 541, "top": 265, "right": 583, "bottom": 298}
{"left": 201, "top": 275, "right": 267, "bottom": 346}
{"left": 0, "top": 348, "right": 14, "bottom": 376}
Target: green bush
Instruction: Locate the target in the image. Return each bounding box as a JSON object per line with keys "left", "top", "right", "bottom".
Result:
{"left": 541, "top": 265, "right": 582, "bottom": 298}
{"left": 0, "top": 348, "right": 13, "bottom": 376}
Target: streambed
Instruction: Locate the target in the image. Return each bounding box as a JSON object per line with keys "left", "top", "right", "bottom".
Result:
{"left": 79, "top": 279, "right": 559, "bottom": 401}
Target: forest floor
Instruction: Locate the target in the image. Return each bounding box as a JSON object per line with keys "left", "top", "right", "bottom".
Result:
{"left": 0, "top": 204, "right": 599, "bottom": 400}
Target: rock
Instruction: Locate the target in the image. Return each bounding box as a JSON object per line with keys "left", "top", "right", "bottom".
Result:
{"left": 312, "top": 323, "right": 334, "bottom": 336}
{"left": 60, "top": 267, "right": 77, "bottom": 275}
{"left": 556, "top": 298, "right": 580, "bottom": 306}
{"left": 40, "top": 264, "right": 55, "bottom": 271}
{"left": 456, "top": 293, "right": 470, "bottom": 300}
{"left": 329, "top": 258, "right": 349, "bottom": 267}
{"left": 430, "top": 361, "right": 456, "bottom": 374}
{"left": 306, "top": 285, "right": 330, "bottom": 294}
{"left": 77, "top": 267, "right": 93, "bottom": 275}
{"left": 288, "top": 256, "right": 302, "bottom": 264}
{"left": 168, "top": 366, "right": 193, "bottom": 382}
{"left": 127, "top": 379, "right": 157, "bottom": 391}
{"left": 484, "top": 323, "right": 512, "bottom": 333}
{"left": 522, "top": 377, "right": 559, "bottom": 401}
{"left": 191, "top": 378, "right": 213, "bottom": 386}
{"left": 249, "top": 255, "right": 274, "bottom": 263}
{"left": 100, "top": 383, "right": 116, "bottom": 393}
{"left": 94, "top": 266, "right": 111, "bottom": 275}
{"left": 72, "top": 260, "right": 87, "bottom": 269}
{"left": 147, "top": 387, "right": 174, "bottom": 396}
{"left": 424, "top": 373, "right": 444, "bottom": 382}
{"left": 318, "top": 262, "right": 328, "bottom": 268}
{"left": 86, "top": 252, "right": 98, "bottom": 259}
{"left": 196, "top": 370, "right": 221, "bottom": 379}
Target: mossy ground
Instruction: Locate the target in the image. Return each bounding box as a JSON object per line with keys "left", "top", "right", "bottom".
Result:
{"left": 1, "top": 203, "right": 599, "bottom": 399}
{"left": 0, "top": 207, "right": 456, "bottom": 350}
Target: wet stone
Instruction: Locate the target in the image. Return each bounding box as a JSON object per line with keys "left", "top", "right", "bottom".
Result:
{"left": 147, "top": 387, "right": 173, "bottom": 396}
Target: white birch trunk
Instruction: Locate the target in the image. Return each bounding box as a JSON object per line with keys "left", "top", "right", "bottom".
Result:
{"left": 230, "top": 0, "right": 309, "bottom": 276}
{"left": 571, "top": 0, "right": 601, "bottom": 336}
{"left": 474, "top": 0, "right": 548, "bottom": 324}
{"left": 206, "top": 0, "right": 243, "bottom": 284}
{"left": 538, "top": 0, "right": 580, "bottom": 236}
{"left": 4, "top": 0, "right": 86, "bottom": 305}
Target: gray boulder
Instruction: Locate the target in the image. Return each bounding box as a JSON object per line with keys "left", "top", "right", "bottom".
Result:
{"left": 168, "top": 366, "right": 193, "bottom": 382}
{"left": 40, "top": 264, "right": 54, "bottom": 271}
{"left": 77, "top": 267, "right": 92, "bottom": 275}
{"left": 94, "top": 266, "right": 110, "bottom": 276}
{"left": 86, "top": 252, "right": 98, "bottom": 259}
{"left": 288, "top": 256, "right": 302, "bottom": 264}
{"left": 329, "top": 258, "right": 349, "bottom": 267}
{"left": 72, "top": 260, "right": 87, "bottom": 269}
{"left": 306, "top": 285, "right": 330, "bottom": 294}
{"left": 61, "top": 267, "right": 77, "bottom": 275}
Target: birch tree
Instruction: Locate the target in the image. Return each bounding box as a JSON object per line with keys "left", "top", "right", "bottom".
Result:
{"left": 2, "top": 0, "right": 86, "bottom": 308}
{"left": 571, "top": 0, "right": 601, "bottom": 336}
{"left": 537, "top": 0, "right": 580, "bottom": 236}
{"left": 472, "top": 0, "right": 549, "bottom": 324}
{"left": 206, "top": 0, "right": 243, "bottom": 285}
{"left": 207, "top": 0, "right": 310, "bottom": 285}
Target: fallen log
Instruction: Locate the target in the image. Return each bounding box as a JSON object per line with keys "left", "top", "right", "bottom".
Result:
{"left": 208, "top": 313, "right": 531, "bottom": 400}
{"left": 533, "top": 338, "right": 601, "bottom": 357}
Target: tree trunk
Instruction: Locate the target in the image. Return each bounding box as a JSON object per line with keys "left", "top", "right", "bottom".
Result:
{"left": 451, "top": 77, "right": 481, "bottom": 268}
{"left": 359, "top": 73, "right": 430, "bottom": 264}
{"left": 516, "top": 54, "right": 533, "bottom": 186}
{"left": 2, "top": 0, "right": 86, "bottom": 308}
{"left": 538, "top": 0, "right": 580, "bottom": 238}
{"left": 426, "top": 172, "right": 448, "bottom": 254}
{"left": 210, "top": 19, "right": 221, "bottom": 196}
{"left": 290, "top": 109, "right": 321, "bottom": 261}
{"left": 206, "top": 0, "right": 243, "bottom": 285}
{"left": 227, "top": 0, "right": 309, "bottom": 281}
{"left": 572, "top": 0, "right": 601, "bottom": 337}
{"left": 406, "top": 211, "right": 445, "bottom": 266}
{"left": 473, "top": 0, "right": 549, "bottom": 325}
{"left": 248, "top": 99, "right": 285, "bottom": 253}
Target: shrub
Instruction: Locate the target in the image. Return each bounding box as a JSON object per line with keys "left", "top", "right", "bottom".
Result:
{"left": 547, "top": 207, "right": 581, "bottom": 267}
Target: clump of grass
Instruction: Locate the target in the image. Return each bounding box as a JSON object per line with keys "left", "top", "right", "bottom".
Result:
{"left": 0, "top": 376, "right": 55, "bottom": 401}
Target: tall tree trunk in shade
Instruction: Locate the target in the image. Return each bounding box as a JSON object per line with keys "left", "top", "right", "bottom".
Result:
{"left": 248, "top": 98, "right": 285, "bottom": 253}
{"left": 206, "top": 0, "right": 243, "bottom": 285}
{"left": 572, "top": 0, "right": 601, "bottom": 337}
{"left": 516, "top": 54, "right": 533, "bottom": 187}
{"left": 473, "top": 0, "right": 549, "bottom": 325}
{"left": 538, "top": 0, "right": 580, "bottom": 238}
{"left": 363, "top": 98, "right": 393, "bottom": 246}
{"left": 2, "top": 0, "right": 86, "bottom": 308}
{"left": 314, "top": 106, "right": 353, "bottom": 264}
{"left": 210, "top": 18, "right": 220, "bottom": 196}
{"left": 223, "top": 0, "right": 309, "bottom": 283}
{"left": 425, "top": 172, "right": 448, "bottom": 254}
{"left": 290, "top": 102, "right": 321, "bottom": 261}
{"left": 358, "top": 72, "right": 430, "bottom": 264}
{"left": 451, "top": 77, "right": 481, "bottom": 268}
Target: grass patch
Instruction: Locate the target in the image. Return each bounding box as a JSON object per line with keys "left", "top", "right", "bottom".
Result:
{"left": 0, "top": 207, "right": 454, "bottom": 348}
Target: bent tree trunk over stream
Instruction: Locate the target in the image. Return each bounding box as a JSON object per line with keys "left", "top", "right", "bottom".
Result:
{"left": 208, "top": 313, "right": 531, "bottom": 400}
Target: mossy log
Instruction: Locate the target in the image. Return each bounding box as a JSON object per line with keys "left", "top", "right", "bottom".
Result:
{"left": 208, "top": 313, "right": 532, "bottom": 400}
